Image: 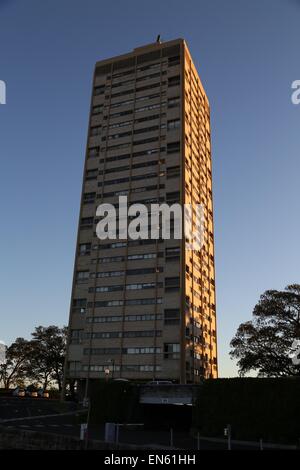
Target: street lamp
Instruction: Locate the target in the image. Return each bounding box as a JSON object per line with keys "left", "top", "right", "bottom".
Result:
{"left": 104, "top": 360, "right": 115, "bottom": 381}
{"left": 107, "top": 359, "right": 115, "bottom": 379}
{"left": 104, "top": 368, "right": 110, "bottom": 382}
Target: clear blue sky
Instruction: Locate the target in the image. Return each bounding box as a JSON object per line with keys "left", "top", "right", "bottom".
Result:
{"left": 0, "top": 0, "right": 299, "bottom": 377}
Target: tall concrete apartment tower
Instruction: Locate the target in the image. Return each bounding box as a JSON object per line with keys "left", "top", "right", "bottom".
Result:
{"left": 65, "top": 38, "right": 217, "bottom": 390}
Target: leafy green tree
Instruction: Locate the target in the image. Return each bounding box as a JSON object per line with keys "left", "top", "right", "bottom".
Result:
{"left": 230, "top": 284, "right": 300, "bottom": 377}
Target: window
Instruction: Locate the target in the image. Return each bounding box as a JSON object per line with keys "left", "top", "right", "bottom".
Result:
{"left": 88, "top": 147, "right": 100, "bottom": 158}
{"left": 80, "top": 217, "right": 93, "bottom": 228}
{"left": 125, "top": 313, "right": 162, "bottom": 321}
{"left": 111, "top": 78, "right": 135, "bottom": 88}
{"left": 89, "top": 331, "right": 122, "bottom": 339}
{"left": 135, "top": 102, "right": 166, "bottom": 113}
{"left": 136, "top": 71, "right": 162, "bottom": 81}
{"left": 125, "top": 347, "right": 161, "bottom": 354}
{"left": 70, "top": 329, "right": 83, "bottom": 344}
{"left": 126, "top": 282, "right": 160, "bottom": 290}
{"left": 165, "top": 277, "right": 180, "bottom": 291}
{"left": 135, "top": 113, "right": 164, "bottom": 124}
{"left": 123, "top": 330, "right": 161, "bottom": 338}
{"left": 90, "top": 126, "right": 101, "bottom": 136}
{"left": 97, "top": 241, "right": 127, "bottom": 249}
{"left": 87, "top": 313, "right": 163, "bottom": 323}
{"left": 104, "top": 119, "right": 132, "bottom": 130}
{"left": 88, "top": 330, "right": 161, "bottom": 339}
{"left": 105, "top": 136, "right": 163, "bottom": 153}
{"left": 89, "top": 282, "right": 162, "bottom": 293}
{"left": 104, "top": 109, "right": 133, "bottom": 120}
{"left": 103, "top": 142, "right": 130, "bottom": 152}
{"left": 133, "top": 196, "right": 164, "bottom": 205}
{"left": 167, "top": 119, "right": 180, "bottom": 130}
{"left": 126, "top": 298, "right": 162, "bottom": 306}
{"left": 89, "top": 298, "right": 162, "bottom": 308}
{"left": 99, "top": 153, "right": 130, "bottom": 164}
{"left": 102, "top": 125, "right": 162, "bottom": 142}
{"left": 96, "top": 239, "right": 164, "bottom": 250}
{"left": 111, "top": 71, "right": 166, "bottom": 89}
{"left": 99, "top": 146, "right": 165, "bottom": 165}
{"left": 82, "top": 364, "right": 121, "bottom": 372}
{"left": 168, "top": 56, "right": 180, "bottom": 67}
{"left": 94, "top": 85, "right": 105, "bottom": 95}
{"left": 167, "top": 142, "right": 180, "bottom": 154}
{"left": 164, "top": 343, "right": 180, "bottom": 359}
{"left": 85, "top": 169, "right": 98, "bottom": 180}
{"left": 83, "top": 192, "right": 96, "bottom": 204}
{"left": 131, "top": 183, "right": 165, "bottom": 194}
{"left": 102, "top": 130, "right": 131, "bottom": 141}
{"left": 136, "top": 81, "right": 166, "bottom": 94}
{"left": 127, "top": 252, "right": 161, "bottom": 260}
{"left": 79, "top": 243, "right": 91, "bottom": 256}
{"left": 87, "top": 315, "right": 122, "bottom": 323}
{"left": 76, "top": 271, "right": 89, "bottom": 283}
{"left": 89, "top": 285, "right": 122, "bottom": 293}
{"left": 165, "top": 247, "right": 180, "bottom": 261}
{"left": 100, "top": 159, "right": 162, "bottom": 175}
{"left": 101, "top": 171, "right": 162, "bottom": 187}
{"left": 137, "top": 61, "right": 163, "bottom": 72}
{"left": 84, "top": 348, "right": 121, "bottom": 355}
{"left": 168, "top": 97, "right": 180, "bottom": 108}
{"left": 164, "top": 309, "right": 180, "bottom": 325}
{"left": 133, "top": 124, "right": 165, "bottom": 134}
{"left": 105, "top": 92, "right": 165, "bottom": 111}
{"left": 126, "top": 267, "right": 163, "bottom": 276}
{"left": 93, "top": 255, "right": 125, "bottom": 264}
{"left": 139, "top": 365, "right": 162, "bottom": 372}
{"left": 108, "top": 88, "right": 134, "bottom": 99}
{"left": 112, "top": 68, "right": 134, "bottom": 79}
{"left": 110, "top": 98, "right": 134, "bottom": 109}
{"left": 92, "top": 105, "right": 103, "bottom": 115}
{"left": 166, "top": 191, "right": 180, "bottom": 204}
{"left": 135, "top": 91, "right": 165, "bottom": 102}
{"left": 72, "top": 298, "right": 87, "bottom": 314}
{"left": 168, "top": 76, "right": 180, "bottom": 87}
{"left": 167, "top": 166, "right": 180, "bottom": 179}
{"left": 121, "top": 365, "right": 162, "bottom": 372}
{"left": 100, "top": 163, "right": 130, "bottom": 177}
{"left": 69, "top": 361, "right": 81, "bottom": 372}
{"left": 91, "top": 270, "right": 124, "bottom": 279}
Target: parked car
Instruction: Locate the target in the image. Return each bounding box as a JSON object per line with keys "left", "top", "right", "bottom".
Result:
{"left": 38, "top": 389, "right": 49, "bottom": 398}
{"left": 25, "top": 386, "right": 38, "bottom": 398}
{"left": 12, "top": 387, "right": 26, "bottom": 397}
{"left": 146, "top": 380, "right": 173, "bottom": 386}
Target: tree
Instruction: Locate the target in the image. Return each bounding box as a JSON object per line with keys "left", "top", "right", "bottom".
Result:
{"left": 0, "top": 338, "right": 33, "bottom": 389}
{"left": 0, "top": 326, "right": 67, "bottom": 390}
{"left": 230, "top": 284, "right": 300, "bottom": 377}
{"left": 28, "top": 326, "right": 67, "bottom": 390}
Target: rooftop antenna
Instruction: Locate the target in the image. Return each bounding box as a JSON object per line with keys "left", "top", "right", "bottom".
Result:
{"left": 156, "top": 34, "right": 161, "bottom": 43}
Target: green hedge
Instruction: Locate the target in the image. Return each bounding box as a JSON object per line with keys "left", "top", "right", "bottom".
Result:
{"left": 193, "top": 377, "right": 300, "bottom": 443}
